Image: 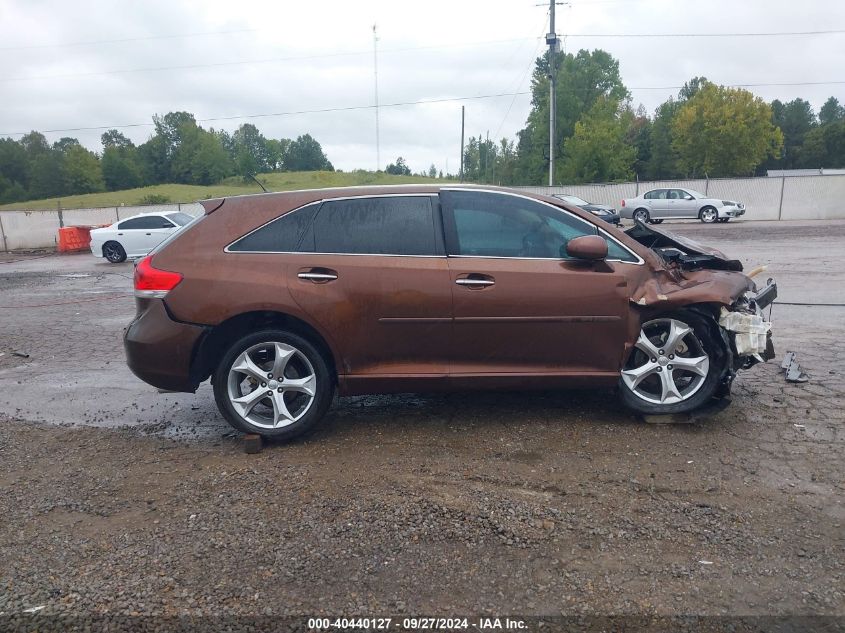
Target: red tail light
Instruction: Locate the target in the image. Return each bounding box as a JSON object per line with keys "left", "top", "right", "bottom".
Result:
{"left": 134, "top": 255, "right": 183, "bottom": 298}
{"left": 621, "top": 199, "right": 626, "bottom": 207}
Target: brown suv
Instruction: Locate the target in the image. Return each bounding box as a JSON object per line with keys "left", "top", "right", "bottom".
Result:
{"left": 125, "top": 185, "right": 776, "bottom": 439}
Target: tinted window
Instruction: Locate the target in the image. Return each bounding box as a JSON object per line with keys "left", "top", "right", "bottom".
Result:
{"left": 442, "top": 191, "right": 596, "bottom": 259}
{"left": 313, "top": 196, "right": 436, "bottom": 255}
{"left": 166, "top": 212, "right": 194, "bottom": 226}
{"left": 118, "top": 215, "right": 172, "bottom": 230}
{"left": 229, "top": 203, "right": 319, "bottom": 252}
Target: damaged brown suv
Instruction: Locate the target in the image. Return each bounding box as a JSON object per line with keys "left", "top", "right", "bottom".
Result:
{"left": 125, "top": 186, "right": 776, "bottom": 439}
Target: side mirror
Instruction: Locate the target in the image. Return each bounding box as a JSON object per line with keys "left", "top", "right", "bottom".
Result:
{"left": 565, "top": 235, "right": 608, "bottom": 260}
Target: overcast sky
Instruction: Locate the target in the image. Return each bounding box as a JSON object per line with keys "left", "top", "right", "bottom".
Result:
{"left": 1, "top": 0, "right": 843, "bottom": 174}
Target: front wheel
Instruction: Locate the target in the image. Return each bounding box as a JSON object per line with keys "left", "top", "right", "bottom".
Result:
{"left": 212, "top": 330, "right": 334, "bottom": 440}
{"left": 619, "top": 311, "right": 726, "bottom": 415}
{"left": 699, "top": 207, "right": 718, "bottom": 223}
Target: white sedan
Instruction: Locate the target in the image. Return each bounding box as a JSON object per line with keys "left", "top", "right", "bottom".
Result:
{"left": 620, "top": 188, "right": 746, "bottom": 224}
{"left": 90, "top": 212, "right": 195, "bottom": 263}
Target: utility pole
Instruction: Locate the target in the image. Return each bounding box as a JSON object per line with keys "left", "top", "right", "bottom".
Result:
{"left": 546, "top": 0, "right": 560, "bottom": 186}
{"left": 460, "top": 106, "right": 465, "bottom": 182}
{"left": 373, "top": 24, "right": 381, "bottom": 172}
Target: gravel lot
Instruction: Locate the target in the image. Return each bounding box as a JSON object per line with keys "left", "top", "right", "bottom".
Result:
{"left": 0, "top": 220, "right": 843, "bottom": 628}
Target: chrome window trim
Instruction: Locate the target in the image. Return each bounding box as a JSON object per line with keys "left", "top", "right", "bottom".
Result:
{"left": 224, "top": 194, "right": 440, "bottom": 256}
{"left": 441, "top": 187, "right": 644, "bottom": 266}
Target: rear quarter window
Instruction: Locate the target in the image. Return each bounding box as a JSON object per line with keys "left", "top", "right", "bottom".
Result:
{"left": 228, "top": 203, "right": 320, "bottom": 252}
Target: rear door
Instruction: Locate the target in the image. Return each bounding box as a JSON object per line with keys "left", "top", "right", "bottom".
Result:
{"left": 287, "top": 195, "right": 453, "bottom": 386}
{"left": 440, "top": 189, "right": 633, "bottom": 384}
{"left": 649, "top": 189, "right": 670, "bottom": 217}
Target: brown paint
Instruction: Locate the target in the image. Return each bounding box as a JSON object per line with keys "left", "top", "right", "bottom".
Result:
{"left": 125, "top": 185, "right": 758, "bottom": 394}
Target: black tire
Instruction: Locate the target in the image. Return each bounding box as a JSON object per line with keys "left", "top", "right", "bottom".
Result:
{"left": 212, "top": 329, "right": 334, "bottom": 440}
{"left": 618, "top": 309, "right": 728, "bottom": 416}
{"left": 103, "top": 241, "right": 126, "bottom": 263}
{"left": 699, "top": 206, "right": 718, "bottom": 224}
{"left": 651, "top": 219, "right": 664, "bottom": 224}
{"left": 633, "top": 208, "right": 650, "bottom": 224}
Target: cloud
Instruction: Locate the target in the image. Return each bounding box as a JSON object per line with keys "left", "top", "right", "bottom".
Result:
{"left": 1, "top": 0, "right": 842, "bottom": 174}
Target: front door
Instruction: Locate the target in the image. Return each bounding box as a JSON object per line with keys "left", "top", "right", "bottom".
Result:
{"left": 440, "top": 190, "right": 632, "bottom": 385}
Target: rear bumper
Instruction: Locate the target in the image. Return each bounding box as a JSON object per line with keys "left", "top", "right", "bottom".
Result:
{"left": 124, "top": 298, "right": 207, "bottom": 392}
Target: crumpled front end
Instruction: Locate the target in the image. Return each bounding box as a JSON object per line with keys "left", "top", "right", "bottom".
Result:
{"left": 623, "top": 220, "right": 777, "bottom": 382}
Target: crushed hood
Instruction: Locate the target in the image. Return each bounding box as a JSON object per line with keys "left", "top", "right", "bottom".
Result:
{"left": 625, "top": 221, "right": 743, "bottom": 272}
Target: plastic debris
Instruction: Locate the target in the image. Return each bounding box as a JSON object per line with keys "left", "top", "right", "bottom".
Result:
{"left": 781, "top": 351, "right": 809, "bottom": 383}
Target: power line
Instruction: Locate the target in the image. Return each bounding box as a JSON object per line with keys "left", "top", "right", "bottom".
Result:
{"left": 0, "top": 37, "right": 538, "bottom": 83}
{"left": 3, "top": 79, "right": 843, "bottom": 138}
{"left": 4, "top": 29, "right": 843, "bottom": 83}
{"left": 0, "top": 28, "right": 262, "bottom": 51}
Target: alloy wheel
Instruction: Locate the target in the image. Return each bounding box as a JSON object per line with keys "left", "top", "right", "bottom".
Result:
{"left": 226, "top": 341, "right": 317, "bottom": 429}
{"left": 621, "top": 318, "right": 710, "bottom": 405}
{"left": 700, "top": 208, "right": 717, "bottom": 223}
{"left": 103, "top": 243, "right": 123, "bottom": 262}
{"left": 633, "top": 209, "right": 649, "bottom": 224}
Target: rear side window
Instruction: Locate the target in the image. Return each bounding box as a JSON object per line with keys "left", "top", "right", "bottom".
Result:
{"left": 312, "top": 196, "right": 436, "bottom": 255}
{"left": 118, "top": 215, "right": 172, "bottom": 230}
{"left": 229, "top": 203, "right": 319, "bottom": 252}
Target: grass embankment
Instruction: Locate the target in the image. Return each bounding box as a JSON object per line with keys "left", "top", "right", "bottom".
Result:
{"left": 0, "top": 170, "right": 449, "bottom": 211}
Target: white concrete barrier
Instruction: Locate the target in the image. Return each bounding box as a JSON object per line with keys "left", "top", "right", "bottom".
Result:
{"left": 1, "top": 178, "right": 843, "bottom": 251}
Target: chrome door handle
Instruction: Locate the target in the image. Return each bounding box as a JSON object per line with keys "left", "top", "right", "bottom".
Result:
{"left": 298, "top": 272, "right": 338, "bottom": 281}
{"left": 455, "top": 278, "right": 494, "bottom": 287}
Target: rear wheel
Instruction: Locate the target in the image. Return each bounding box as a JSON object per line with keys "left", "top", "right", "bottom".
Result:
{"left": 102, "top": 241, "right": 126, "bottom": 263}
{"left": 212, "top": 330, "right": 334, "bottom": 440}
{"left": 699, "top": 206, "right": 718, "bottom": 223}
{"left": 633, "top": 208, "right": 650, "bottom": 224}
{"left": 619, "top": 310, "right": 726, "bottom": 415}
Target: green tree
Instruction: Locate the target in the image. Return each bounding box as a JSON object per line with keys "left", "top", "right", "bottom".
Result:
{"left": 189, "top": 130, "right": 231, "bottom": 185}
{"left": 560, "top": 98, "right": 636, "bottom": 183}
{"left": 800, "top": 121, "right": 845, "bottom": 168}
{"left": 29, "top": 151, "right": 65, "bottom": 199}
{"left": 265, "top": 138, "right": 290, "bottom": 171}
{"left": 385, "top": 157, "right": 411, "bottom": 175}
{"left": 671, "top": 82, "right": 783, "bottom": 177}
{"left": 626, "top": 104, "right": 652, "bottom": 177}
{"left": 819, "top": 97, "right": 845, "bottom": 126}
{"left": 285, "top": 134, "right": 333, "bottom": 171}
{"left": 101, "top": 146, "right": 142, "bottom": 190}
{"left": 232, "top": 123, "right": 271, "bottom": 178}
{"left": 0, "top": 137, "right": 30, "bottom": 190}
{"left": 101, "top": 129, "right": 134, "bottom": 149}
{"left": 61, "top": 144, "right": 104, "bottom": 193}
{"left": 770, "top": 98, "right": 816, "bottom": 169}
{"left": 515, "top": 48, "right": 629, "bottom": 184}
{"left": 427, "top": 164, "right": 437, "bottom": 178}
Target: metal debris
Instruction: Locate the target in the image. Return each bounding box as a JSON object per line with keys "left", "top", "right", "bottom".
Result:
{"left": 781, "top": 351, "right": 809, "bottom": 383}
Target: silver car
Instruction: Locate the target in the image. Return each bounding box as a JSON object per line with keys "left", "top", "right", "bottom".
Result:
{"left": 620, "top": 188, "right": 745, "bottom": 224}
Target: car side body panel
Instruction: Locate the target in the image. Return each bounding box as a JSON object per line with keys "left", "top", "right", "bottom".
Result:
{"left": 130, "top": 185, "right": 759, "bottom": 395}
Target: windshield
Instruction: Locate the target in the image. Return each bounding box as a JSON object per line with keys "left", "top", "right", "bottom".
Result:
{"left": 557, "top": 194, "right": 590, "bottom": 206}
{"left": 685, "top": 189, "right": 707, "bottom": 199}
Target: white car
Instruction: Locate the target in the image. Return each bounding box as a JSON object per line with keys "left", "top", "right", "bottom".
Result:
{"left": 90, "top": 212, "right": 195, "bottom": 263}
{"left": 620, "top": 188, "right": 746, "bottom": 224}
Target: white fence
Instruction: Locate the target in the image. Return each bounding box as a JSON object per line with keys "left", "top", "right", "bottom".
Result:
{"left": 516, "top": 174, "right": 845, "bottom": 222}
{"left": 1, "top": 174, "right": 844, "bottom": 251}
{"left": 0, "top": 203, "right": 204, "bottom": 251}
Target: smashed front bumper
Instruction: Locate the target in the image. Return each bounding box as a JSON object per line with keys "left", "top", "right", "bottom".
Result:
{"left": 719, "top": 279, "right": 777, "bottom": 366}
